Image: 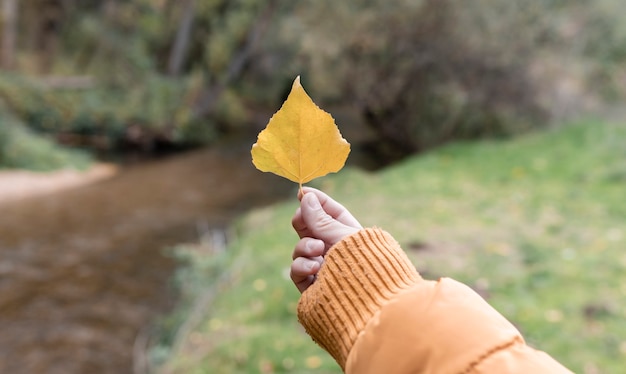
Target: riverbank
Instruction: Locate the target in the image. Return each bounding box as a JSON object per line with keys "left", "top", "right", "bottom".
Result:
{"left": 0, "top": 163, "right": 118, "bottom": 204}
{"left": 0, "top": 140, "right": 292, "bottom": 374}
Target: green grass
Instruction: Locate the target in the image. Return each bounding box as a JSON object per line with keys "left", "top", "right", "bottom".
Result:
{"left": 154, "top": 120, "right": 626, "bottom": 373}
{"left": 0, "top": 113, "right": 92, "bottom": 171}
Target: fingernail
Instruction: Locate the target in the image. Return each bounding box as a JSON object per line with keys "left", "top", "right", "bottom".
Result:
{"left": 306, "top": 193, "right": 321, "bottom": 209}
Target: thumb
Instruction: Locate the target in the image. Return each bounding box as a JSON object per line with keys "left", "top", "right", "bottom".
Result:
{"left": 301, "top": 192, "right": 359, "bottom": 246}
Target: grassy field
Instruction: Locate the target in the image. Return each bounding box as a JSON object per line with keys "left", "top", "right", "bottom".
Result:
{"left": 154, "top": 120, "right": 626, "bottom": 373}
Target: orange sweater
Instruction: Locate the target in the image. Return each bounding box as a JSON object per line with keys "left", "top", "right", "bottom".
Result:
{"left": 297, "top": 228, "right": 573, "bottom": 373}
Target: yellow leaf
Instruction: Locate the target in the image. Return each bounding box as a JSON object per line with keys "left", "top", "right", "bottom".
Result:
{"left": 251, "top": 76, "right": 350, "bottom": 187}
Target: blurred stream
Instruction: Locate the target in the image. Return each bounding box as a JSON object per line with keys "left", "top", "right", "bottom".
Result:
{"left": 0, "top": 138, "right": 292, "bottom": 373}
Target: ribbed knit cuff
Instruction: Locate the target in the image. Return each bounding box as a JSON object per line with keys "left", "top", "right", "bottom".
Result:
{"left": 297, "top": 227, "right": 422, "bottom": 369}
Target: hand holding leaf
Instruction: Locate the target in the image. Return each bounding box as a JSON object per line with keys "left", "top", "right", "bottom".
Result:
{"left": 251, "top": 76, "right": 350, "bottom": 191}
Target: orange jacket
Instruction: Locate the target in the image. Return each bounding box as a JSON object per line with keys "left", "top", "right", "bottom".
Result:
{"left": 297, "top": 228, "right": 573, "bottom": 373}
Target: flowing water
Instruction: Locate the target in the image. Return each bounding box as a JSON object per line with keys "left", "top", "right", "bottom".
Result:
{"left": 0, "top": 139, "right": 292, "bottom": 373}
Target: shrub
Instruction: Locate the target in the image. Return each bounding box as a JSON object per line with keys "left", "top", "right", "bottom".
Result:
{"left": 280, "top": 0, "right": 553, "bottom": 163}
{"left": 271, "top": 0, "right": 626, "bottom": 164}
{"left": 0, "top": 112, "right": 91, "bottom": 171}
{"left": 0, "top": 73, "right": 206, "bottom": 152}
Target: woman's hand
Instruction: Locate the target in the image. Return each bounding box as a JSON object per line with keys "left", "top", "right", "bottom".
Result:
{"left": 290, "top": 187, "right": 362, "bottom": 293}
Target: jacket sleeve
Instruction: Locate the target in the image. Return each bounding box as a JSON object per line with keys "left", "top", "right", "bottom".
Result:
{"left": 297, "top": 228, "right": 573, "bottom": 374}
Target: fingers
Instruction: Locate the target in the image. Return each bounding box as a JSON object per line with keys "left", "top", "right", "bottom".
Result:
{"left": 292, "top": 237, "right": 325, "bottom": 259}
{"left": 290, "top": 257, "right": 320, "bottom": 293}
{"left": 291, "top": 238, "right": 325, "bottom": 293}
{"left": 299, "top": 187, "right": 362, "bottom": 228}
{"left": 291, "top": 207, "right": 311, "bottom": 239}
{"left": 299, "top": 192, "right": 360, "bottom": 246}
{"left": 292, "top": 187, "right": 362, "bottom": 243}
{"left": 290, "top": 188, "right": 362, "bottom": 293}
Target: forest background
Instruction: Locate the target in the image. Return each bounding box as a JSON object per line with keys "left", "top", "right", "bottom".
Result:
{"left": 1, "top": 0, "right": 625, "bottom": 170}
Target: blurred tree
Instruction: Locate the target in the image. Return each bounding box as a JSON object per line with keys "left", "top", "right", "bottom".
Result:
{"left": 167, "top": 0, "right": 195, "bottom": 77}
{"left": 36, "top": 0, "right": 64, "bottom": 74}
{"left": 191, "top": 0, "right": 279, "bottom": 121}
{"left": 1, "top": 0, "right": 17, "bottom": 70}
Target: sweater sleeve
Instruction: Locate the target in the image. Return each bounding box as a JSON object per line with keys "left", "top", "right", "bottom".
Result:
{"left": 296, "top": 228, "right": 573, "bottom": 374}
{"left": 297, "top": 227, "right": 422, "bottom": 369}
